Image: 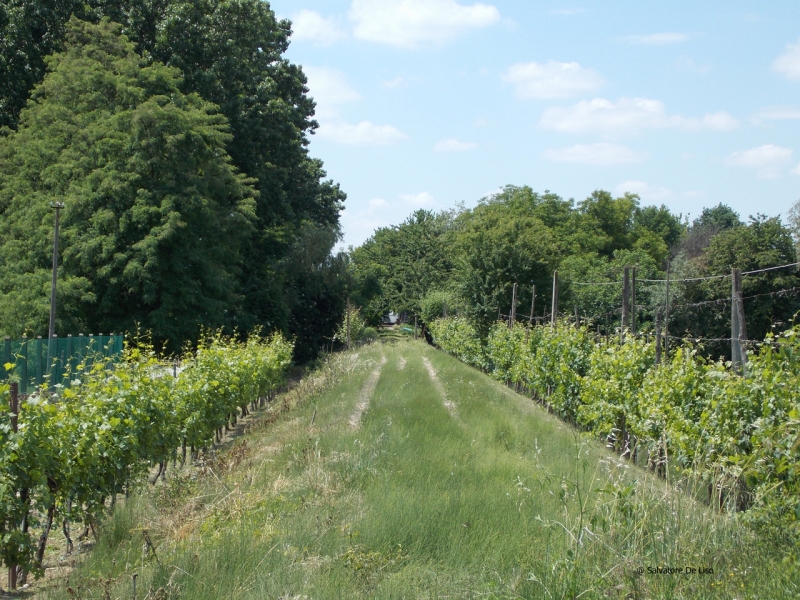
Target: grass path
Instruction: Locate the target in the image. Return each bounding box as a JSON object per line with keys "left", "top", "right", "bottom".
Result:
{"left": 40, "top": 339, "right": 797, "bottom": 599}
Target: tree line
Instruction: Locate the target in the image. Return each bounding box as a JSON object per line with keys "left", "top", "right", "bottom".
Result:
{"left": 350, "top": 185, "right": 800, "bottom": 354}
{"left": 0, "top": 2, "right": 347, "bottom": 361}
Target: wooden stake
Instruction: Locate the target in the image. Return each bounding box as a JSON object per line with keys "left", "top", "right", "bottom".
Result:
{"left": 655, "top": 310, "right": 662, "bottom": 366}
{"left": 529, "top": 285, "right": 536, "bottom": 324}
{"left": 550, "top": 271, "right": 559, "bottom": 328}
{"left": 631, "top": 267, "right": 637, "bottom": 335}
{"left": 510, "top": 283, "right": 517, "bottom": 328}
{"left": 346, "top": 298, "right": 351, "bottom": 351}
{"left": 731, "top": 268, "right": 747, "bottom": 375}
{"left": 664, "top": 261, "right": 671, "bottom": 358}
{"left": 622, "top": 266, "right": 630, "bottom": 330}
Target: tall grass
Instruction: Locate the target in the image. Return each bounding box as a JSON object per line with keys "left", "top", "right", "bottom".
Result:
{"left": 39, "top": 341, "right": 797, "bottom": 599}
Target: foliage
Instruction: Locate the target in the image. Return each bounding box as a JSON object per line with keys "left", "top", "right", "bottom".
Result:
{"left": 0, "top": 18, "right": 256, "bottom": 348}
{"left": 0, "top": 330, "right": 292, "bottom": 578}
{"left": 0, "top": 3, "right": 347, "bottom": 361}
{"left": 430, "top": 314, "right": 800, "bottom": 545}
{"left": 349, "top": 210, "right": 454, "bottom": 324}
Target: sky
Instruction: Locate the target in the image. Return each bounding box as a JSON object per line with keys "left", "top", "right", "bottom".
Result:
{"left": 270, "top": 0, "right": 800, "bottom": 250}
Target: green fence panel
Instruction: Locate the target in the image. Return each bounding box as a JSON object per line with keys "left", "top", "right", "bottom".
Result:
{"left": 0, "top": 333, "right": 124, "bottom": 393}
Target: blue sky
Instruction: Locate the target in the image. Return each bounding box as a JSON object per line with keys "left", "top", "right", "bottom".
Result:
{"left": 271, "top": 0, "right": 800, "bottom": 250}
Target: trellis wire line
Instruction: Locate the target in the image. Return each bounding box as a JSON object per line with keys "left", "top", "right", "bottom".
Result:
{"left": 639, "top": 261, "right": 800, "bottom": 284}
{"left": 570, "top": 281, "right": 620, "bottom": 286}
{"left": 664, "top": 334, "right": 765, "bottom": 345}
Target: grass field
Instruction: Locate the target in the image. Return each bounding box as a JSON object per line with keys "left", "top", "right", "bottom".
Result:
{"left": 37, "top": 337, "right": 798, "bottom": 599}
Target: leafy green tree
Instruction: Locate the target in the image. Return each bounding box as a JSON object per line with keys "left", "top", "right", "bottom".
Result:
{"left": 1, "top": 1, "right": 347, "bottom": 361}
{"left": 350, "top": 210, "right": 454, "bottom": 324}
{"left": 0, "top": 18, "right": 256, "bottom": 348}
{"left": 695, "top": 215, "right": 800, "bottom": 344}
{"left": 451, "top": 195, "right": 558, "bottom": 334}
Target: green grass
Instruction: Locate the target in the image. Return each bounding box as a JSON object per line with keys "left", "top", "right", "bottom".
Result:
{"left": 37, "top": 340, "right": 799, "bottom": 599}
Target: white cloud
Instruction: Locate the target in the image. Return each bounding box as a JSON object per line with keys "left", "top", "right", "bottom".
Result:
{"left": 291, "top": 10, "right": 347, "bottom": 46}
{"left": 503, "top": 61, "right": 603, "bottom": 100}
{"left": 317, "top": 121, "right": 408, "bottom": 146}
{"left": 540, "top": 97, "right": 739, "bottom": 135}
{"left": 400, "top": 192, "right": 436, "bottom": 207}
{"left": 384, "top": 77, "right": 405, "bottom": 88}
{"left": 340, "top": 197, "right": 402, "bottom": 248}
{"left": 304, "top": 66, "right": 360, "bottom": 109}
{"left": 751, "top": 106, "right": 800, "bottom": 125}
{"left": 675, "top": 56, "right": 711, "bottom": 75}
{"left": 434, "top": 138, "right": 478, "bottom": 152}
{"left": 614, "top": 180, "right": 671, "bottom": 201}
{"left": 753, "top": 106, "right": 800, "bottom": 121}
{"left": 349, "top": 0, "right": 500, "bottom": 48}
{"left": 304, "top": 66, "right": 407, "bottom": 146}
{"left": 725, "top": 144, "right": 793, "bottom": 179}
{"left": 368, "top": 198, "right": 389, "bottom": 212}
{"left": 773, "top": 39, "right": 800, "bottom": 80}
{"left": 542, "top": 143, "right": 646, "bottom": 166}
{"left": 621, "top": 32, "right": 689, "bottom": 45}
{"left": 792, "top": 163, "right": 800, "bottom": 176}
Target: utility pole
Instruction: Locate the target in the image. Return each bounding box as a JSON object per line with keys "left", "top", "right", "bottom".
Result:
{"left": 46, "top": 202, "right": 64, "bottom": 379}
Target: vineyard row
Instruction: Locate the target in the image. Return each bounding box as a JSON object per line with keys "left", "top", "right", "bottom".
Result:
{"left": 0, "top": 332, "right": 293, "bottom": 589}
{"left": 429, "top": 317, "right": 800, "bottom": 550}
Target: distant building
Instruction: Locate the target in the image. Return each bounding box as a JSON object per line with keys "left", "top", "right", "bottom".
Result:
{"left": 381, "top": 311, "right": 399, "bottom": 325}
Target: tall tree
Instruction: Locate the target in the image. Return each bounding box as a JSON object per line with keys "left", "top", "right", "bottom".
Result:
{"left": 0, "top": 1, "right": 347, "bottom": 359}
{"left": 0, "top": 18, "right": 256, "bottom": 347}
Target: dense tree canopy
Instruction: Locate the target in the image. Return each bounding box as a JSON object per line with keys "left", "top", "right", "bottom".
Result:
{"left": 350, "top": 185, "right": 800, "bottom": 357}
{"left": 0, "top": 18, "right": 256, "bottom": 347}
{"left": 0, "top": 2, "right": 347, "bottom": 360}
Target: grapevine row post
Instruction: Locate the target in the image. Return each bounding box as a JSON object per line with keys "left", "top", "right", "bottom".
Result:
{"left": 509, "top": 283, "right": 517, "bottom": 328}
{"left": 550, "top": 271, "right": 559, "bottom": 328}
{"left": 8, "top": 382, "right": 19, "bottom": 590}
{"left": 529, "top": 285, "right": 536, "bottom": 324}
{"left": 622, "top": 266, "right": 630, "bottom": 332}
{"left": 664, "top": 260, "right": 672, "bottom": 358}
{"left": 631, "top": 266, "right": 637, "bottom": 335}
{"left": 346, "top": 297, "right": 351, "bottom": 351}
{"left": 731, "top": 268, "right": 747, "bottom": 375}
{"left": 655, "top": 310, "right": 662, "bottom": 366}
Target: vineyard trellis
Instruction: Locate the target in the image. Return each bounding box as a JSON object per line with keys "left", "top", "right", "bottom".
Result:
{"left": 0, "top": 331, "right": 292, "bottom": 590}
{"left": 429, "top": 260, "right": 800, "bottom": 549}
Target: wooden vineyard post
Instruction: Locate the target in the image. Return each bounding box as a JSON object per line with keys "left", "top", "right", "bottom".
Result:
{"left": 622, "top": 266, "right": 630, "bottom": 331}
{"left": 550, "top": 271, "right": 559, "bottom": 328}
{"left": 529, "top": 285, "right": 536, "bottom": 324}
{"left": 631, "top": 267, "right": 637, "bottom": 335}
{"left": 510, "top": 283, "right": 517, "bottom": 328}
{"left": 414, "top": 315, "right": 418, "bottom": 339}
{"left": 655, "top": 310, "right": 662, "bottom": 366}
{"left": 346, "top": 298, "right": 351, "bottom": 351}
{"left": 8, "top": 382, "right": 18, "bottom": 589}
{"left": 731, "top": 268, "right": 747, "bottom": 375}
{"left": 664, "top": 261, "right": 671, "bottom": 358}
